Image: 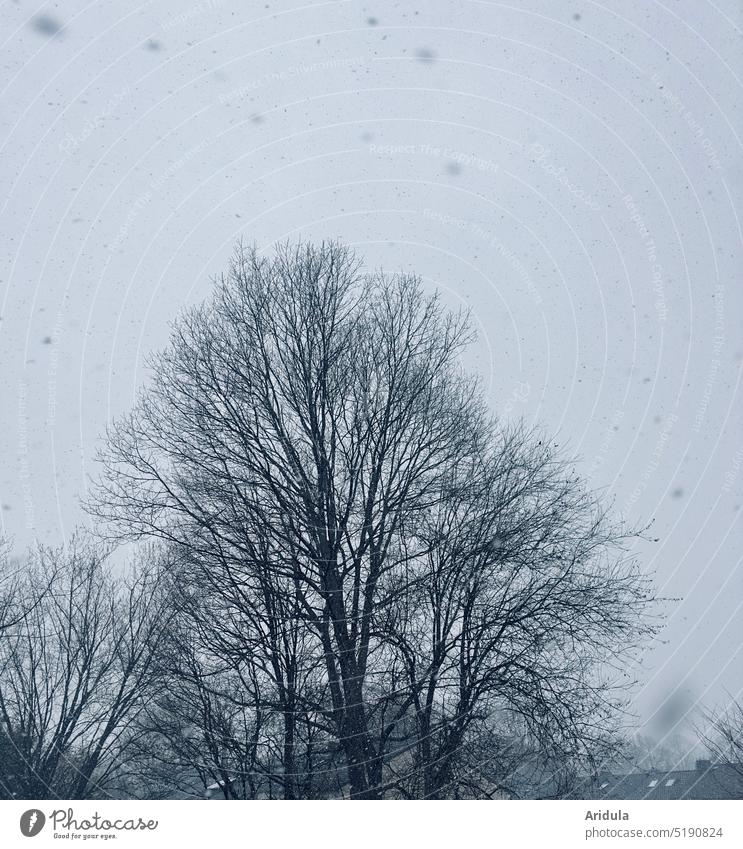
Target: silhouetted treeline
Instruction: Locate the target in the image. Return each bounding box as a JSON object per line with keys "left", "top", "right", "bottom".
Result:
{"left": 1, "top": 243, "right": 668, "bottom": 799}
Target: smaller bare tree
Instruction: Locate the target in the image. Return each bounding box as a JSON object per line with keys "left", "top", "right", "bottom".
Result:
{"left": 700, "top": 698, "right": 743, "bottom": 778}
{"left": 0, "top": 534, "right": 168, "bottom": 799}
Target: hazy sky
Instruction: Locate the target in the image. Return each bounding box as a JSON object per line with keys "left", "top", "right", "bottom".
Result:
{"left": 1, "top": 1, "right": 741, "bottom": 744}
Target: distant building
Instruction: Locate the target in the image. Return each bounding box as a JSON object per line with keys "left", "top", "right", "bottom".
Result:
{"left": 575, "top": 760, "right": 743, "bottom": 800}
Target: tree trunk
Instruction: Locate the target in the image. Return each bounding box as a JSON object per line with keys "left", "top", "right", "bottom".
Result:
{"left": 283, "top": 703, "right": 296, "bottom": 800}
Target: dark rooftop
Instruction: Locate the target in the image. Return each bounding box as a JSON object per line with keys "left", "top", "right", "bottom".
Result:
{"left": 574, "top": 761, "right": 743, "bottom": 800}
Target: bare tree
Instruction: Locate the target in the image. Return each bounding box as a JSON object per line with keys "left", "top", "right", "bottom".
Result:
{"left": 366, "top": 438, "right": 653, "bottom": 798}
{"left": 0, "top": 535, "right": 167, "bottom": 799}
{"left": 700, "top": 698, "right": 743, "bottom": 778}
{"left": 89, "top": 241, "right": 656, "bottom": 798}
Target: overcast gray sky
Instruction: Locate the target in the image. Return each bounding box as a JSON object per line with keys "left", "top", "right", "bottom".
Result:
{"left": 1, "top": 0, "right": 741, "bottom": 744}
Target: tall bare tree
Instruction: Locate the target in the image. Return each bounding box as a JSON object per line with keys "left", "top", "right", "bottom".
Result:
{"left": 90, "top": 241, "right": 656, "bottom": 798}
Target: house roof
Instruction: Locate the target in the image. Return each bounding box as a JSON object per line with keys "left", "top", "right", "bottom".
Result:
{"left": 575, "top": 763, "right": 743, "bottom": 800}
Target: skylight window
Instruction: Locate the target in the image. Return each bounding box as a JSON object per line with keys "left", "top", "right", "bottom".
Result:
{"left": 665, "top": 779, "right": 676, "bottom": 787}
{"left": 648, "top": 779, "right": 658, "bottom": 787}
